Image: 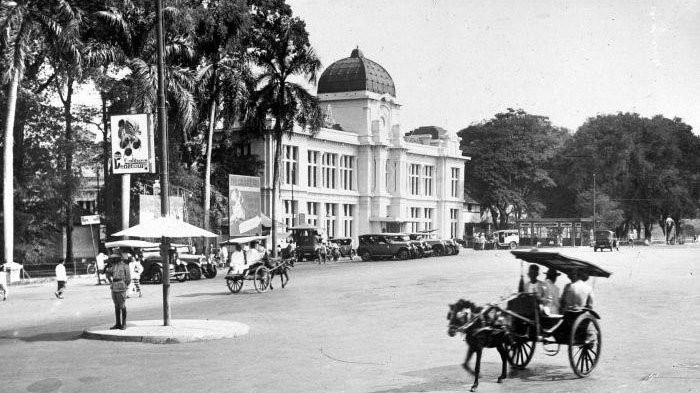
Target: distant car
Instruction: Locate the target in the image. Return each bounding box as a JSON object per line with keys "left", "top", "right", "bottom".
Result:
{"left": 329, "top": 237, "right": 355, "bottom": 259}
{"left": 493, "top": 229, "right": 520, "bottom": 249}
{"left": 357, "top": 233, "right": 413, "bottom": 261}
{"left": 593, "top": 230, "right": 618, "bottom": 252}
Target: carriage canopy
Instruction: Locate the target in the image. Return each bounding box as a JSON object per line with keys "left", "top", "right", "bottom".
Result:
{"left": 510, "top": 250, "right": 612, "bottom": 278}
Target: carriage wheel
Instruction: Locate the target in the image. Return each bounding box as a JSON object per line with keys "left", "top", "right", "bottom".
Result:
{"left": 568, "top": 313, "right": 602, "bottom": 377}
{"left": 507, "top": 339, "right": 536, "bottom": 369}
{"left": 254, "top": 266, "right": 270, "bottom": 293}
{"left": 226, "top": 278, "right": 243, "bottom": 293}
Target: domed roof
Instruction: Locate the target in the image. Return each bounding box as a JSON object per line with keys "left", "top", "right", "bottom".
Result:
{"left": 318, "top": 48, "right": 395, "bottom": 97}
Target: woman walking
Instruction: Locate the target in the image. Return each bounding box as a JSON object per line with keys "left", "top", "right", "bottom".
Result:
{"left": 107, "top": 253, "right": 131, "bottom": 330}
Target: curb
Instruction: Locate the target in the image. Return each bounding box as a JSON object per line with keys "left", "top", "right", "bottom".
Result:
{"left": 82, "top": 319, "right": 250, "bottom": 344}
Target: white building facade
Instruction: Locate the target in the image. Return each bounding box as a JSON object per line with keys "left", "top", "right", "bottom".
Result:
{"left": 250, "top": 49, "right": 468, "bottom": 243}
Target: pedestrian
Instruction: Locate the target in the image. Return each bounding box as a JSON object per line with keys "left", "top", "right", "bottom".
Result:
{"left": 628, "top": 229, "right": 635, "bottom": 247}
{"left": 107, "top": 253, "right": 131, "bottom": 330}
{"left": 128, "top": 255, "right": 143, "bottom": 298}
{"left": 220, "top": 245, "right": 228, "bottom": 267}
{"left": 54, "top": 258, "right": 67, "bottom": 299}
{"left": 0, "top": 263, "right": 8, "bottom": 301}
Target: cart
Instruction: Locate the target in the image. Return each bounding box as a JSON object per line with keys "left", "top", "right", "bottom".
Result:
{"left": 222, "top": 236, "right": 293, "bottom": 293}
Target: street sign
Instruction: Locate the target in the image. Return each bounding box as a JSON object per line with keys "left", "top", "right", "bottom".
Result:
{"left": 80, "top": 215, "right": 101, "bottom": 225}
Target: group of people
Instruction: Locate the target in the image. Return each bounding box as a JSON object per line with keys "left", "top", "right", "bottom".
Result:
{"left": 522, "top": 264, "right": 594, "bottom": 315}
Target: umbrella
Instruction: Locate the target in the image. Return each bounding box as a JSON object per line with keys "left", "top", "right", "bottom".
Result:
{"left": 112, "top": 216, "right": 218, "bottom": 238}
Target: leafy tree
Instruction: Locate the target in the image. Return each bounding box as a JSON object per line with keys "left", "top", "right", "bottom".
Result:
{"left": 458, "top": 108, "right": 569, "bottom": 229}
{"left": 245, "top": 0, "right": 324, "bottom": 256}
{"left": 1, "top": 0, "right": 82, "bottom": 264}
{"left": 192, "top": 0, "right": 249, "bottom": 234}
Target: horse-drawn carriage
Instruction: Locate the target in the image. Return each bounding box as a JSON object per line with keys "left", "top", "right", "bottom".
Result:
{"left": 447, "top": 251, "right": 611, "bottom": 391}
{"left": 222, "top": 236, "right": 293, "bottom": 294}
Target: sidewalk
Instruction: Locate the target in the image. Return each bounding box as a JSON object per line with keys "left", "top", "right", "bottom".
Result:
{"left": 83, "top": 319, "right": 250, "bottom": 344}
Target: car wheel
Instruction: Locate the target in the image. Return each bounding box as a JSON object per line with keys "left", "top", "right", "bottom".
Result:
{"left": 433, "top": 246, "right": 444, "bottom": 257}
{"left": 150, "top": 266, "right": 163, "bottom": 284}
{"left": 360, "top": 250, "right": 372, "bottom": 261}
{"left": 187, "top": 264, "right": 202, "bottom": 280}
{"left": 397, "top": 249, "right": 410, "bottom": 260}
{"left": 509, "top": 242, "right": 517, "bottom": 250}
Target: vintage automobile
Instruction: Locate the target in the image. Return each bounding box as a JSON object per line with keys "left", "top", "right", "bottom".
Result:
{"left": 407, "top": 233, "right": 434, "bottom": 258}
{"left": 328, "top": 237, "right": 355, "bottom": 260}
{"left": 168, "top": 243, "right": 217, "bottom": 279}
{"left": 289, "top": 224, "right": 327, "bottom": 262}
{"left": 593, "top": 230, "right": 618, "bottom": 252}
{"left": 356, "top": 233, "right": 414, "bottom": 261}
{"left": 411, "top": 230, "right": 454, "bottom": 256}
{"left": 493, "top": 229, "right": 520, "bottom": 249}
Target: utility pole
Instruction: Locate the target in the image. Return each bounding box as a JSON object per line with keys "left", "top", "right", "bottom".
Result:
{"left": 155, "top": 0, "right": 171, "bottom": 326}
{"left": 592, "top": 173, "right": 596, "bottom": 234}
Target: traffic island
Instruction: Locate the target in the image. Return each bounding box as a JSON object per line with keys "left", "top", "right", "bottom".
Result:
{"left": 83, "top": 319, "right": 249, "bottom": 344}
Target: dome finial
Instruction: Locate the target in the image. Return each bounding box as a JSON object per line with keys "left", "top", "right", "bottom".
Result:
{"left": 351, "top": 46, "right": 363, "bottom": 58}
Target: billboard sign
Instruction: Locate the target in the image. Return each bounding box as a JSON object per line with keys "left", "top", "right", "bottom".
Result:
{"left": 229, "top": 175, "right": 261, "bottom": 236}
{"left": 111, "top": 114, "right": 155, "bottom": 174}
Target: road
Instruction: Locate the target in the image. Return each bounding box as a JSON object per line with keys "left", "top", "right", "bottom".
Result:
{"left": 0, "top": 246, "right": 698, "bottom": 393}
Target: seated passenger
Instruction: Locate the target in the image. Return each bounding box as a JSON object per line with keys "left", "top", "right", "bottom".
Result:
{"left": 227, "top": 244, "right": 246, "bottom": 275}
{"left": 542, "top": 269, "right": 561, "bottom": 315}
{"left": 523, "top": 264, "right": 546, "bottom": 298}
{"left": 560, "top": 270, "right": 594, "bottom": 311}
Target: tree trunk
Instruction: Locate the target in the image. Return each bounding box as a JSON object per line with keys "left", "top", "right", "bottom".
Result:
{"left": 101, "top": 94, "right": 110, "bottom": 227}
{"left": 203, "top": 99, "right": 216, "bottom": 239}
{"left": 64, "top": 79, "right": 75, "bottom": 263}
{"left": 489, "top": 206, "right": 499, "bottom": 230}
{"left": 270, "top": 120, "right": 284, "bottom": 259}
{"left": 2, "top": 69, "right": 20, "bottom": 264}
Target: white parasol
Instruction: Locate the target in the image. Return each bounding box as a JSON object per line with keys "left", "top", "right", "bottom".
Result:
{"left": 112, "top": 216, "right": 218, "bottom": 238}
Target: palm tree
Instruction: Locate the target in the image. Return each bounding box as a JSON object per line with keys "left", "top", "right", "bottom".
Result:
{"left": 1, "top": 0, "right": 82, "bottom": 264}
{"left": 246, "top": 1, "right": 324, "bottom": 257}
{"left": 193, "top": 0, "right": 249, "bottom": 237}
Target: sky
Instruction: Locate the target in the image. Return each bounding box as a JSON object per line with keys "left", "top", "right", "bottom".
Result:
{"left": 286, "top": 0, "right": 700, "bottom": 134}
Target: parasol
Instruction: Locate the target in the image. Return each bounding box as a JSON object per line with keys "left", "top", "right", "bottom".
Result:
{"left": 112, "top": 216, "right": 218, "bottom": 238}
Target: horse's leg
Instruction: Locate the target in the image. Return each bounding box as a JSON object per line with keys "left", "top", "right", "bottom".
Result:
{"left": 470, "top": 349, "right": 481, "bottom": 392}
{"left": 496, "top": 343, "right": 507, "bottom": 383}
{"left": 462, "top": 346, "right": 474, "bottom": 374}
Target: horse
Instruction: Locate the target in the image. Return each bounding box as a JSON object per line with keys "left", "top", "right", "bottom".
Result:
{"left": 447, "top": 299, "right": 510, "bottom": 392}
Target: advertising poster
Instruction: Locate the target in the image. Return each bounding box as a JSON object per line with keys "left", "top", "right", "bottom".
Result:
{"left": 229, "top": 175, "right": 261, "bottom": 236}
{"left": 111, "top": 114, "right": 155, "bottom": 174}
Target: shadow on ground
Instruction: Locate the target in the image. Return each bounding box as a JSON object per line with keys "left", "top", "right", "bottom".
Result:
{"left": 176, "top": 292, "right": 229, "bottom": 298}
{"left": 0, "top": 329, "right": 83, "bottom": 342}
{"left": 370, "top": 362, "right": 578, "bottom": 393}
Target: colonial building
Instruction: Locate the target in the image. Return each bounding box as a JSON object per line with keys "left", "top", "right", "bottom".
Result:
{"left": 249, "top": 48, "right": 468, "bottom": 242}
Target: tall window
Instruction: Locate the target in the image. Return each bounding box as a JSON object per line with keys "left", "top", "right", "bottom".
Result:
{"left": 410, "top": 164, "right": 421, "bottom": 195}
{"left": 410, "top": 207, "right": 420, "bottom": 233}
{"left": 284, "top": 200, "right": 297, "bottom": 229}
{"left": 325, "top": 203, "right": 337, "bottom": 237}
{"left": 322, "top": 153, "right": 337, "bottom": 189}
{"left": 422, "top": 166, "right": 434, "bottom": 196}
{"left": 424, "top": 208, "right": 433, "bottom": 230}
{"left": 339, "top": 155, "right": 354, "bottom": 190}
{"left": 306, "top": 202, "right": 319, "bottom": 226}
{"left": 342, "top": 204, "right": 354, "bottom": 237}
{"left": 307, "top": 151, "right": 320, "bottom": 187}
{"left": 451, "top": 168, "right": 460, "bottom": 198}
{"left": 283, "top": 145, "right": 298, "bottom": 185}
{"left": 450, "top": 209, "right": 459, "bottom": 238}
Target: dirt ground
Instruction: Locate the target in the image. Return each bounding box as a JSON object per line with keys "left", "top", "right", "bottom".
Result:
{"left": 0, "top": 244, "right": 698, "bottom": 392}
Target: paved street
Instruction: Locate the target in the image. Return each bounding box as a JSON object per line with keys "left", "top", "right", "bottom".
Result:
{"left": 0, "top": 246, "right": 698, "bottom": 393}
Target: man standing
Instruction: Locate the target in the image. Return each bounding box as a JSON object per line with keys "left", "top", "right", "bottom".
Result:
{"left": 107, "top": 253, "right": 132, "bottom": 330}
{"left": 54, "top": 259, "right": 67, "bottom": 299}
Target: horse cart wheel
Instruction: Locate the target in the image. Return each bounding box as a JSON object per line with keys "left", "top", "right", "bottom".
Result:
{"left": 226, "top": 278, "right": 243, "bottom": 293}
{"left": 254, "top": 266, "right": 270, "bottom": 293}
{"left": 568, "top": 313, "right": 602, "bottom": 377}
{"left": 507, "top": 339, "right": 536, "bottom": 369}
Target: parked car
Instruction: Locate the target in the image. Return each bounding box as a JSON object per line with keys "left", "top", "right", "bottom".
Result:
{"left": 169, "top": 244, "right": 217, "bottom": 279}
{"left": 357, "top": 233, "right": 414, "bottom": 261}
{"left": 329, "top": 237, "right": 355, "bottom": 259}
{"left": 593, "top": 230, "right": 618, "bottom": 252}
{"left": 289, "top": 224, "right": 327, "bottom": 262}
{"left": 492, "top": 229, "right": 520, "bottom": 249}
{"left": 407, "top": 234, "right": 433, "bottom": 258}
{"left": 410, "top": 230, "right": 451, "bottom": 256}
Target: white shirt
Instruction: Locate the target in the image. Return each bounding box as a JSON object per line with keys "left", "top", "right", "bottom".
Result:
{"left": 229, "top": 251, "right": 246, "bottom": 274}
{"left": 129, "top": 260, "right": 142, "bottom": 279}
{"left": 55, "top": 264, "right": 67, "bottom": 281}
{"left": 96, "top": 253, "right": 108, "bottom": 270}
{"left": 562, "top": 280, "right": 594, "bottom": 310}
{"left": 543, "top": 279, "right": 561, "bottom": 314}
